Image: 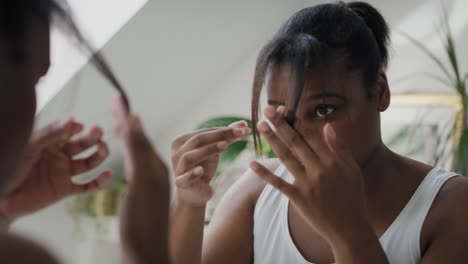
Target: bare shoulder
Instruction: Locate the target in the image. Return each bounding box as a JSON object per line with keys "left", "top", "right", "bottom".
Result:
{"left": 234, "top": 158, "right": 282, "bottom": 205}
{"left": 0, "top": 233, "right": 59, "bottom": 264}
{"left": 202, "top": 158, "right": 281, "bottom": 264}
{"left": 425, "top": 175, "right": 468, "bottom": 241}
{"left": 420, "top": 175, "right": 468, "bottom": 260}
{"left": 210, "top": 157, "right": 281, "bottom": 220}
{"left": 431, "top": 175, "right": 468, "bottom": 221}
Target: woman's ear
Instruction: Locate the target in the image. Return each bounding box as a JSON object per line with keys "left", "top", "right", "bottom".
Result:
{"left": 376, "top": 69, "right": 390, "bottom": 112}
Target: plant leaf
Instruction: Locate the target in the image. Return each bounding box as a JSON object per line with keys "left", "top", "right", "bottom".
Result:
{"left": 266, "top": 150, "right": 276, "bottom": 158}
{"left": 453, "top": 127, "right": 468, "bottom": 175}
{"left": 396, "top": 30, "right": 453, "bottom": 81}
{"left": 437, "top": 4, "right": 465, "bottom": 94}
{"left": 440, "top": 0, "right": 451, "bottom": 37}
{"left": 386, "top": 125, "right": 412, "bottom": 147}
{"left": 445, "top": 34, "right": 463, "bottom": 92}
{"left": 434, "top": 119, "right": 455, "bottom": 167}
{"left": 391, "top": 72, "right": 453, "bottom": 87}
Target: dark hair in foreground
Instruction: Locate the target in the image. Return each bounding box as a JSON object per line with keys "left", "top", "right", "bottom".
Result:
{"left": 251, "top": 1, "right": 391, "bottom": 155}
{"left": 0, "top": 0, "right": 130, "bottom": 109}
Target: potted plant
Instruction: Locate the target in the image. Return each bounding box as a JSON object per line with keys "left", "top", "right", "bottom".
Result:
{"left": 398, "top": 5, "right": 468, "bottom": 174}
{"left": 67, "top": 163, "right": 126, "bottom": 239}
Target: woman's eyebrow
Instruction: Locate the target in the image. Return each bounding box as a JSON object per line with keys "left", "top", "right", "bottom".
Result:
{"left": 267, "top": 99, "right": 284, "bottom": 106}
{"left": 305, "top": 92, "right": 346, "bottom": 102}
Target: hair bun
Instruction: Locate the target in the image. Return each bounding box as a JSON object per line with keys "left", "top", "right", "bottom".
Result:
{"left": 347, "top": 1, "right": 390, "bottom": 67}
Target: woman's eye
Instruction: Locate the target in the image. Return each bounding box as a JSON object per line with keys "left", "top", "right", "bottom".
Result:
{"left": 313, "top": 105, "right": 336, "bottom": 118}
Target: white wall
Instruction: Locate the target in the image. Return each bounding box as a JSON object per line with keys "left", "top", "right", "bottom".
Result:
{"left": 387, "top": 0, "right": 468, "bottom": 92}
{"left": 156, "top": 52, "right": 258, "bottom": 159}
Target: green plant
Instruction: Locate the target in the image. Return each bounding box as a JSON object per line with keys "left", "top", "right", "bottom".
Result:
{"left": 398, "top": 4, "right": 468, "bottom": 175}
{"left": 196, "top": 116, "right": 275, "bottom": 178}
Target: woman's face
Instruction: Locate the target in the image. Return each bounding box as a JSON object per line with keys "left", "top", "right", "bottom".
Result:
{"left": 267, "top": 63, "right": 387, "bottom": 167}
{"left": 0, "top": 19, "right": 50, "bottom": 181}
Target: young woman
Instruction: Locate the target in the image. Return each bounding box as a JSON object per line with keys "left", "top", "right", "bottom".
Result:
{"left": 0, "top": 1, "right": 170, "bottom": 263}
{"left": 170, "top": 2, "right": 468, "bottom": 263}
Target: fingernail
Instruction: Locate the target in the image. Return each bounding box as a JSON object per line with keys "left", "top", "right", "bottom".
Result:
{"left": 230, "top": 120, "right": 246, "bottom": 127}
{"left": 233, "top": 128, "right": 244, "bottom": 137}
{"left": 62, "top": 131, "right": 71, "bottom": 140}
{"left": 99, "top": 147, "right": 107, "bottom": 156}
{"left": 64, "top": 117, "right": 74, "bottom": 124}
{"left": 112, "top": 96, "right": 120, "bottom": 107}
{"left": 258, "top": 121, "right": 270, "bottom": 133}
{"left": 250, "top": 161, "right": 259, "bottom": 170}
{"left": 277, "top": 106, "right": 286, "bottom": 116}
{"left": 100, "top": 143, "right": 109, "bottom": 154}
{"left": 92, "top": 127, "right": 102, "bottom": 137}
{"left": 102, "top": 170, "right": 113, "bottom": 179}
{"left": 134, "top": 116, "right": 142, "bottom": 128}
{"left": 194, "top": 166, "right": 204, "bottom": 175}
{"left": 325, "top": 123, "right": 336, "bottom": 141}
{"left": 217, "top": 141, "right": 228, "bottom": 150}
{"left": 264, "top": 106, "right": 276, "bottom": 119}
{"left": 75, "top": 123, "right": 84, "bottom": 130}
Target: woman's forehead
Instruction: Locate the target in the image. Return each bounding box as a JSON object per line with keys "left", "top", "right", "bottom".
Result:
{"left": 266, "top": 64, "right": 356, "bottom": 102}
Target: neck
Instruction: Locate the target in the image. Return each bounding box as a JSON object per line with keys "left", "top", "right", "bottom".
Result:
{"left": 360, "top": 141, "right": 403, "bottom": 191}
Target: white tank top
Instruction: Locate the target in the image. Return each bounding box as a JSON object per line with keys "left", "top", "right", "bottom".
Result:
{"left": 253, "top": 165, "right": 458, "bottom": 264}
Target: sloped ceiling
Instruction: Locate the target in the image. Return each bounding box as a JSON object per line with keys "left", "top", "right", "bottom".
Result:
{"left": 37, "top": 0, "right": 148, "bottom": 110}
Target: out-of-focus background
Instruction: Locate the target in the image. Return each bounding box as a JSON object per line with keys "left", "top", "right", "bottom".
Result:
{"left": 13, "top": 0, "right": 468, "bottom": 263}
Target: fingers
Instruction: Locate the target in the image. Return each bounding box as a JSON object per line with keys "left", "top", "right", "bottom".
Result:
{"left": 175, "top": 166, "right": 205, "bottom": 189}
{"left": 250, "top": 161, "right": 297, "bottom": 199}
{"left": 256, "top": 121, "right": 305, "bottom": 181}
{"left": 178, "top": 126, "right": 250, "bottom": 155}
{"left": 111, "top": 95, "right": 155, "bottom": 152}
{"left": 172, "top": 120, "right": 248, "bottom": 151}
{"left": 276, "top": 105, "right": 334, "bottom": 165}
{"left": 172, "top": 126, "right": 249, "bottom": 177}
{"left": 112, "top": 95, "right": 144, "bottom": 138}
{"left": 228, "top": 120, "right": 249, "bottom": 128}
{"left": 263, "top": 106, "right": 318, "bottom": 168}
{"left": 31, "top": 118, "right": 84, "bottom": 150}
{"left": 62, "top": 126, "right": 104, "bottom": 157}
{"left": 112, "top": 95, "right": 150, "bottom": 153}
{"left": 176, "top": 141, "right": 228, "bottom": 174}
{"left": 112, "top": 95, "right": 129, "bottom": 126}
{"left": 175, "top": 165, "right": 214, "bottom": 203}
{"left": 71, "top": 141, "right": 109, "bottom": 176}
{"left": 71, "top": 170, "right": 113, "bottom": 194}
{"left": 323, "top": 123, "right": 355, "bottom": 165}
{"left": 111, "top": 95, "right": 169, "bottom": 185}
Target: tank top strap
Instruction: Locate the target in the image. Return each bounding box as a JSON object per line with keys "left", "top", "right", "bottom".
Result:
{"left": 379, "top": 167, "right": 459, "bottom": 263}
